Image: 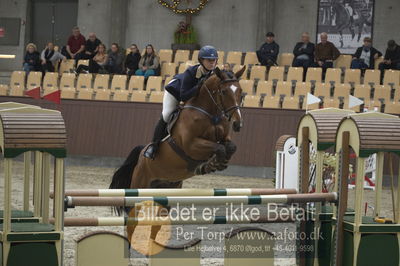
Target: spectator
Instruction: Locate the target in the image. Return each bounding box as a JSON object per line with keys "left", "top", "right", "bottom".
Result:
{"left": 105, "top": 43, "right": 124, "bottom": 74}
{"left": 23, "top": 43, "right": 41, "bottom": 73}
{"left": 351, "top": 37, "right": 382, "bottom": 70}
{"left": 314, "top": 32, "right": 340, "bottom": 72}
{"left": 256, "top": 32, "right": 279, "bottom": 67}
{"left": 135, "top": 44, "right": 160, "bottom": 78}
{"left": 292, "top": 32, "right": 315, "bottom": 72}
{"left": 76, "top": 43, "right": 108, "bottom": 74}
{"left": 379, "top": 40, "right": 400, "bottom": 82}
{"left": 125, "top": 44, "right": 141, "bottom": 76}
{"left": 84, "top": 33, "right": 101, "bottom": 59}
{"left": 65, "top": 26, "right": 85, "bottom": 62}
{"left": 40, "top": 42, "right": 66, "bottom": 73}
{"left": 223, "top": 63, "right": 232, "bottom": 71}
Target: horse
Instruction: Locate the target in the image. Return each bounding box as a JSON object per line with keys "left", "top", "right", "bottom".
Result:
{"left": 332, "top": 2, "right": 372, "bottom": 48}
{"left": 109, "top": 66, "right": 246, "bottom": 245}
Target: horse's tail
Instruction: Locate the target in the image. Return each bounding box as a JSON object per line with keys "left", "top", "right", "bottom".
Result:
{"left": 109, "top": 145, "right": 144, "bottom": 215}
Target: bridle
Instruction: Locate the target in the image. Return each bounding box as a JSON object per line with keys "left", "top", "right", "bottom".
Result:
{"left": 183, "top": 77, "right": 242, "bottom": 125}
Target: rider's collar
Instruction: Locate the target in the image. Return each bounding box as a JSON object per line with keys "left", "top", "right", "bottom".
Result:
{"left": 196, "top": 65, "right": 210, "bottom": 79}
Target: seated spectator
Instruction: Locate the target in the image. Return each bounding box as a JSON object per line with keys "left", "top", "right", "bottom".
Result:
{"left": 64, "top": 26, "right": 86, "bottom": 63}
{"left": 223, "top": 63, "right": 232, "bottom": 71}
{"left": 351, "top": 37, "right": 382, "bottom": 70}
{"left": 125, "top": 44, "right": 141, "bottom": 76}
{"left": 135, "top": 44, "right": 160, "bottom": 78}
{"left": 256, "top": 32, "right": 279, "bottom": 67}
{"left": 76, "top": 44, "right": 108, "bottom": 74}
{"left": 314, "top": 32, "right": 340, "bottom": 72}
{"left": 292, "top": 32, "right": 315, "bottom": 72}
{"left": 40, "top": 42, "right": 66, "bottom": 73}
{"left": 84, "top": 33, "right": 101, "bottom": 59}
{"left": 105, "top": 43, "right": 124, "bottom": 74}
{"left": 23, "top": 43, "right": 41, "bottom": 73}
{"left": 379, "top": 40, "right": 400, "bottom": 82}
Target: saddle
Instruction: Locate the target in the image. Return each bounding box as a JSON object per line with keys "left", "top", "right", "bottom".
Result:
{"left": 166, "top": 106, "right": 182, "bottom": 135}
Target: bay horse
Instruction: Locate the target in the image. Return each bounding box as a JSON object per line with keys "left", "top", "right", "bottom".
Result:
{"left": 332, "top": 2, "right": 372, "bottom": 48}
{"left": 109, "top": 66, "right": 246, "bottom": 245}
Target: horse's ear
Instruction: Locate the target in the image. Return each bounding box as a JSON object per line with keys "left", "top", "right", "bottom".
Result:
{"left": 234, "top": 65, "right": 246, "bottom": 79}
{"left": 214, "top": 67, "right": 225, "bottom": 81}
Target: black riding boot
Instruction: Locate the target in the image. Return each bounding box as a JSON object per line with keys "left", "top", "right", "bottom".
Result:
{"left": 144, "top": 117, "right": 168, "bottom": 159}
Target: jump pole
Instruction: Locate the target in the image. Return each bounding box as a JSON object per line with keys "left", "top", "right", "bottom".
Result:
{"left": 56, "top": 215, "right": 297, "bottom": 227}
{"left": 50, "top": 188, "right": 298, "bottom": 198}
{"left": 65, "top": 192, "right": 337, "bottom": 208}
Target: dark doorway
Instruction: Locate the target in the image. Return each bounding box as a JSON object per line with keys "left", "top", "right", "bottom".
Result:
{"left": 31, "top": 0, "right": 78, "bottom": 50}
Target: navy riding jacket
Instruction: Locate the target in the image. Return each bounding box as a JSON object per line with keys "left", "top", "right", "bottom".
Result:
{"left": 165, "top": 64, "right": 209, "bottom": 101}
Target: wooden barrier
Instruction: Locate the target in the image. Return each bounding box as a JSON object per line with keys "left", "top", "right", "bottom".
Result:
{"left": 65, "top": 192, "right": 337, "bottom": 208}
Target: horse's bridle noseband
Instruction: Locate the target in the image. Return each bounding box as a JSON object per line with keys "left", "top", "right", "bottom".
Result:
{"left": 183, "top": 78, "right": 242, "bottom": 125}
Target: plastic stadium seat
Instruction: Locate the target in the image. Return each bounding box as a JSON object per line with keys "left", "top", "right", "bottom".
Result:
{"left": 323, "top": 98, "right": 340, "bottom": 108}
{"left": 93, "top": 74, "right": 110, "bottom": 90}
{"left": 256, "top": 81, "right": 273, "bottom": 96}
{"left": 373, "top": 85, "right": 391, "bottom": 102}
{"left": 263, "top": 96, "right": 280, "bottom": 109}
{"left": 333, "top": 83, "right": 351, "bottom": 100}
{"left": 314, "top": 83, "right": 331, "bottom": 99}
{"left": 131, "top": 90, "right": 148, "bottom": 102}
{"left": 282, "top": 97, "right": 300, "bottom": 109}
{"left": 277, "top": 53, "right": 294, "bottom": 68}
{"left": 59, "top": 59, "right": 75, "bottom": 74}
{"left": 232, "top": 64, "right": 245, "bottom": 76}
{"left": 249, "top": 65, "right": 266, "bottom": 81}
{"left": 76, "top": 74, "right": 92, "bottom": 91}
{"left": 268, "top": 66, "right": 285, "bottom": 81}
{"left": 384, "top": 102, "right": 400, "bottom": 114}
{"left": 0, "top": 84, "right": 9, "bottom": 96}
{"left": 324, "top": 68, "right": 342, "bottom": 84}
{"left": 60, "top": 73, "right": 75, "bottom": 90}
{"left": 110, "top": 75, "right": 127, "bottom": 90}
{"left": 305, "top": 68, "right": 322, "bottom": 83}
{"left": 158, "top": 49, "right": 173, "bottom": 64}
{"left": 10, "top": 71, "right": 26, "bottom": 90}
{"left": 43, "top": 72, "right": 59, "bottom": 91}
{"left": 383, "top": 69, "right": 400, "bottom": 87}
{"left": 354, "top": 85, "right": 371, "bottom": 102}
{"left": 77, "top": 59, "right": 89, "bottom": 67}
{"left": 275, "top": 81, "right": 292, "bottom": 97}
{"left": 191, "top": 50, "right": 199, "bottom": 61}
{"left": 217, "top": 51, "right": 225, "bottom": 63}
{"left": 146, "top": 76, "right": 163, "bottom": 91}
{"left": 9, "top": 86, "right": 24, "bottom": 96}
{"left": 344, "top": 69, "right": 361, "bottom": 85}
{"left": 161, "top": 62, "right": 177, "bottom": 79}
{"left": 363, "top": 69, "right": 381, "bottom": 86}
{"left": 243, "top": 95, "right": 261, "bottom": 108}
{"left": 226, "top": 51, "right": 242, "bottom": 66}
{"left": 149, "top": 91, "right": 164, "bottom": 103}
{"left": 26, "top": 71, "right": 42, "bottom": 90}
{"left": 334, "top": 55, "right": 352, "bottom": 70}
{"left": 294, "top": 82, "right": 311, "bottom": 96}
{"left": 113, "top": 90, "right": 130, "bottom": 101}
{"left": 94, "top": 89, "right": 111, "bottom": 101}
{"left": 77, "top": 88, "right": 93, "bottom": 100}
{"left": 178, "top": 61, "right": 196, "bottom": 74}
{"left": 375, "top": 56, "right": 384, "bottom": 69}
{"left": 174, "top": 50, "right": 190, "bottom": 64}
{"left": 244, "top": 52, "right": 259, "bottom": 66}
{"left": 286, "top": 67, "right": 303, "bottom": 83}
{"left": 164, "top": 76, "right": 173, "bottom": 88}
{"left": 128, "top": 76, "right": 145, "bottom": 91}
{"left": 239, "top": 79, "right": 254, "bottom": 95}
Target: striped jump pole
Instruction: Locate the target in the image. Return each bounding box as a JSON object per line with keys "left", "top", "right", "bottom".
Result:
{"left": 50, "top": 188, "right": 297, "bottom": 198}
{"left": 57, "top": 215, "right": 296, "bottom": 227}
{"left": 66, "top": 192, "right": 337, "bottom": 208}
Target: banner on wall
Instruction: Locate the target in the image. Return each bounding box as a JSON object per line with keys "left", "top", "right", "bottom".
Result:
{"left": 316, "top": 0, "right": 374, "bottom": 54}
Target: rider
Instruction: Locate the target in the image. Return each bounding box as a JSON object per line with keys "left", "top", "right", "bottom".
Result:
{"left": 143, "top": 45, "right": 219, "bottom": 159}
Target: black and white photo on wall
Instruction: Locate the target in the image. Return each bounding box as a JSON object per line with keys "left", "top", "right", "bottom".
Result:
{"left": 317, "top": 0, "right": 374, "bottom": 54}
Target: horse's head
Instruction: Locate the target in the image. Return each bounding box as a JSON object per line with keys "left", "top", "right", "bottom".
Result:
{"left": 203, "top": 66, "right": 246, "bottom": 132}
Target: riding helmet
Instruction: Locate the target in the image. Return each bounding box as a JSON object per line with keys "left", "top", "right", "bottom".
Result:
{"left": 198, "top": 45, "right": 219, "bottom": 60}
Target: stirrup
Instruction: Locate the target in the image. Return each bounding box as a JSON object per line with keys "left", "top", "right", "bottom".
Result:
{"left": 143, "top": 143, "right": 157, "bottom": 159}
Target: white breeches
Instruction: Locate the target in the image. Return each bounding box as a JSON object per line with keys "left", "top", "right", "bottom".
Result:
{"left": 162, "top": 91, "right": 179, "bottom": 122}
